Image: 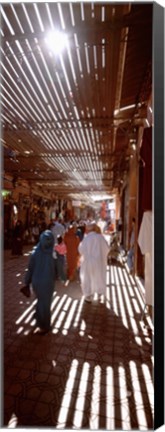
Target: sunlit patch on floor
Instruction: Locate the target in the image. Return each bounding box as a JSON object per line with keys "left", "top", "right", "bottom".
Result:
{"left": 56, "top": 359, "right": 79, "bottom": 428}
{"left": 7, "top": 413, "right": 18, "bottom": 428}
{"left": 15, "top": 299, "right": 37, "bottom": 325}
{"left": 16, "top": 326, "right": 24, "bottom": 334}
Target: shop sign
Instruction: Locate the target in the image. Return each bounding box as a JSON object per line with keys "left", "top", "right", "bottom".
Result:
{"left": 72, "top": 200, "right": 81, "bottom": 207}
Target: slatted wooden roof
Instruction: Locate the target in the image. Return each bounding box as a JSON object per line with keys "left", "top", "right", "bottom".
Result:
{"left": 1, "top": 2, "right": 152, "bottom": 203}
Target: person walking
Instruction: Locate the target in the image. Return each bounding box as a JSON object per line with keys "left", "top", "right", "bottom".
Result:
{"left": 78, "top": 222, "right": 109, "bottom": 302}
{"left": 51, "top": 217, "right": 65, "bottom": 245}
{"left": 76, "top": 221, "right": 86, "bottom": 241}
{"left": 54, "top": 235, "right": 67, "bottom": 284}
{"left": 24, "top": 230, "right": 55, "bottom": 334}
{"left": 31, "top": 222, "right": 40, "bottom": 244}
{"left": 11, "top": 219, "right": 24, "bottom": 256}
{"left": 64, "top": 222, "right": 80, "bottom": 284}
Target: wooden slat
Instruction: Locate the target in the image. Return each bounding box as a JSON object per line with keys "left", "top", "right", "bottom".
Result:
{"left": 1, "top": 2, "right": 152, "bottom": 199}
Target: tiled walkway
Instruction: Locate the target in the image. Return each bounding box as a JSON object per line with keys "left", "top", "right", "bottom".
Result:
{"left": 3, "top": 246, "right": 154, "bottom": 430}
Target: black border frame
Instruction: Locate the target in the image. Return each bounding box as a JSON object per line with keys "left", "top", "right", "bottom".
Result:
{"left": 153, "top": 2, "right": 164, "bottom": 430}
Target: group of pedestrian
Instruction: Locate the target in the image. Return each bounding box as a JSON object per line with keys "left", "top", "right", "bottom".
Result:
{"left": 15, "top": 213, "right": 137, "bottom": 334}
{"left": 21, "top": 218, "right": 110, "bottom": 334}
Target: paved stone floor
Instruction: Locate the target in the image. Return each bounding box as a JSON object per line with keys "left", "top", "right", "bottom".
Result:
{"left": 2, "top": 246, "right": 154, "bottom": 430}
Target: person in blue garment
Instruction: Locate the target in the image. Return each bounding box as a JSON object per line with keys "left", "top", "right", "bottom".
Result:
{"left": 24, "top": 230, "right": 55, "bottom": 334}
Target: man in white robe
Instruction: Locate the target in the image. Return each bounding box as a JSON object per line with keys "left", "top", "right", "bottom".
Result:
{"left": 78, "top": 222, "right": 109, "bottom": 302}
{"left": 138, "top": 211, "right": 153, "bottom": 312}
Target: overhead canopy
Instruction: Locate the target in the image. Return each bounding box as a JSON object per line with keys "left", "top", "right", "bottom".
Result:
{"left": 1, "top": 2, "right": 152, "bottom": 203}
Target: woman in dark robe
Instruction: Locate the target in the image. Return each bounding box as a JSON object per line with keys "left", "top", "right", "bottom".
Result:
{"left": 24, "top": 230, "right": 55, "bottom": 334}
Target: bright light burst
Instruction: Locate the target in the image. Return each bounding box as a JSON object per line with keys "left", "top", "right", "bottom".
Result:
{"left": 45, "top": 31, "right": 68, "bottom": 54}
